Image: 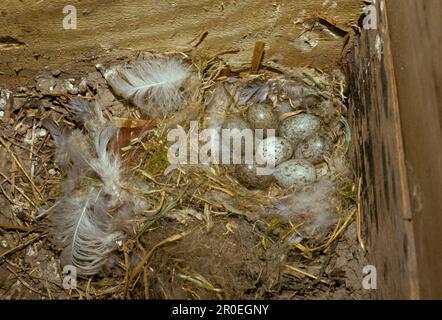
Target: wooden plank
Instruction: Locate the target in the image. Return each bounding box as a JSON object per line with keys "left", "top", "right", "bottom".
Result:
{"left": 349, "top": 0, "right": 442, "bottom": 299}
{"left": 386, "top": 0, "right": 442, "bottom": 299}
{"left": 0, "top": 0, "right": 362, "bottom": 88}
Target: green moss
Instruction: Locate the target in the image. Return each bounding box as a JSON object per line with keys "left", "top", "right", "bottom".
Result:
{"left": 143, "top": 140, "right": 169, "bottom": 176}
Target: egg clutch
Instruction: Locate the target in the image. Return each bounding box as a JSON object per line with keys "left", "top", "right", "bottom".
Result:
{"left": 200, "top": 69, "right": 348, "bottom": 194}
{"left": 228, "top": 109, "right": 332, "bottom": 189}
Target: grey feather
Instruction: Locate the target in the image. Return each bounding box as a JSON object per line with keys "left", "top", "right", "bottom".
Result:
{"left": 43, "top": 119, "right": 91, "bottom": 172}
{"left": 69, "top": 98, "right": 106, "bottom": 133}
{"left": 236, "top": 80, "right": 269, "bottom": 105}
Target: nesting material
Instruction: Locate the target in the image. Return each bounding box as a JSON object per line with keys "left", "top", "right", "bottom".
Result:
{"left": 272, "top": 178, "right": 338, "bottom": 237}
{"left": 33, "top": 48, "right": 356, "bottom": 299}
{"left": 200, "top": 64, "right": 354, "bottom": 243}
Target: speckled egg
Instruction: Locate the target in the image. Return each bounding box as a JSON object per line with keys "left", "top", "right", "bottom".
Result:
{"left": 222, "top": 116, "right": 250, "bottom": 131}
{"left": 279, "top": 113, "right": 321, "bottom": 146}
{"left": 295, "top": 133, "right": 333, "bottom": 164}
{"left": 273, "top": 159, "right": 317, "bottom": 188}
{"left": 235, "top": 163, "right": 274, "bottom": 189}
{"left": 257, "top": 136, "right": 293, "bottom": 166}
{"left": 246, "top": 104, "right": 278, "bottom": 134}
{"left": 221, "top": 116, "right": 252, "bottom": 162}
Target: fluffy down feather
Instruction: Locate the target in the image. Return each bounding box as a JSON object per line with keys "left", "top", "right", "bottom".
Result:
{"left": 54, "top": 189, "right": 125, "bottom": 276}
{"left": 272, "top": 178, "right": 338, "bottom": 238}
{"left": 43, "top": 120, "right": 91, "bottom": 173}
{"left": 44, "top": 99, "right": 145, "bottom": 275}
{"left": 69, "top": 98, "right": 107, "bottom": 133}
{"left": 88, "top": 125, "right": 122, "bottom": 201}
{"left": 102, "top": 57, "right": 190, "bottom": 118}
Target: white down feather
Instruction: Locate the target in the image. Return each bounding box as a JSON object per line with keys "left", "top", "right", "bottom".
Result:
{"left": 55, "top": 189, "right": 124, "bottom": 276}
{"left": 45, "top": 99, "right": 143, "bottom": 276}
{"left": 103, "top": 57, "right": 190, "bottom": 118}
{"left": 88, "top": 126, "right": 122, "bottom": 202}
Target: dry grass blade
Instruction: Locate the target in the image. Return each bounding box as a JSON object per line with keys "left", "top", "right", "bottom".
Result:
{"left": 136, "top": 197, "right": 176, "bottom": 239}
{"left": 0, "top": 136, "right": 44, "bottom": 201}
{"left": 284, "top": 264, "right": 331, "bottom": 285}
{"left": 6, "top": 266, "right": 50, "bottom": 298}
{"left": 186, "top": 29, "right": 209, "bottom": 48}
{"left": 293, "top": 208, "right": 356, "bottom": 254}
{"left": 0, "top": 223, "right": 34, "bottom": 232}
{"left": 178, "top": 272, "right": 223, "bottom": 294}
{"left": 0, "top": 171, "right": 37, "bottom": 209}
{"left": 127, "top": 229, "right": 194, "bottom": 295}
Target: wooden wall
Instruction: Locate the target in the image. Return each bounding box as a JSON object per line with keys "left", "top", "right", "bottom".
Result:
{"left": 349, "top": 0, "right": 442, "bottom": 299}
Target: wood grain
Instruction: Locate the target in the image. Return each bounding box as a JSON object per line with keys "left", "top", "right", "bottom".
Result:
{"left": 349, "top": 0, "right": 442, "bottom": 299}
{"left": 0, "top": 0, "right": 361, "bottom": 87}
{"left": 386, "top": 0, "right": 442, "bottom": 299}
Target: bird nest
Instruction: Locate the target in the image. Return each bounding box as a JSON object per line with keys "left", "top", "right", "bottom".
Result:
{"left": 0, "top": 45, "right": 363, "bottom": 299}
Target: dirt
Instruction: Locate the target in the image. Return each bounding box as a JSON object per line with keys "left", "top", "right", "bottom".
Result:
{"left": 0, "top": 0, "right": 370, "bottom": 300}
{"left": 133, "top": 215, "right": 370, "bottom": 300}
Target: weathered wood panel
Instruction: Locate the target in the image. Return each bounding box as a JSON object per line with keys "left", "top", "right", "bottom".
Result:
{"left": 349, "top": 0, "right": 442, "bottom": 299}
{"left": 0, "top": 0, "right": 360, "bottom": 88}
{"left": 386, "top": 0, "right": 442, "bottom": 300}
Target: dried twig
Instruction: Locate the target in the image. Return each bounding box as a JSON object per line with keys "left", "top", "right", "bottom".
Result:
{"left": 284, "top": 264, "right": 331, "bottom": 285}
{"left": 0, "top": 223, "right": 34, "bottom": 232}
{"left": 0, "top": 233, "right": 47, "bottom": 264}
